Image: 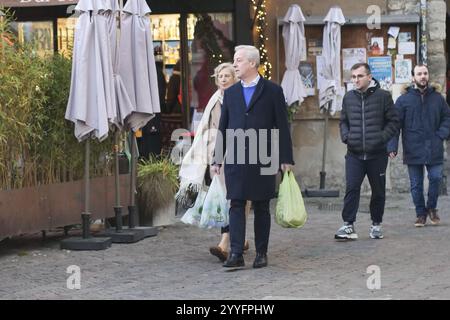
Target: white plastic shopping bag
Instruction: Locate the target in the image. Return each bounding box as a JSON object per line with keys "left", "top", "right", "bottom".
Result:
{"left": 180, "top": 187, "right": 208, "bottom": 226}
{"left": 199, "top": 175, "right": 229, "bottom": 229}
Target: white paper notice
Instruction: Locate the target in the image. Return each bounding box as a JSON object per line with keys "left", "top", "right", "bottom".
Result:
{"left": 398, "top": 42, "right": 416, "bottom": 55}
{"left": 388, "top": 37, "right": 396, "bottom": 49}
{"left": 388, "top": 26, "right": 400, "bottom": 39}
{"left": 395, "top": 59, "right": 412, "bottom": 84}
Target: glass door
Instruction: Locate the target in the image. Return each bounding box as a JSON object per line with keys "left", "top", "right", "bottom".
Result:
{"left": 187, "top": 13, "right": 234, "bottom": 132}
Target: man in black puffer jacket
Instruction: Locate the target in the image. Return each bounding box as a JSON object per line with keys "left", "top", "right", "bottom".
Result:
{"left": 335, "top": 63, "right": 399, "bottom": 241}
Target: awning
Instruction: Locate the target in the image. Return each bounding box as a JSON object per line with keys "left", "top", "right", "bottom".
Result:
{"left": 2, "top": 0, "right": 78, "bottom": 8}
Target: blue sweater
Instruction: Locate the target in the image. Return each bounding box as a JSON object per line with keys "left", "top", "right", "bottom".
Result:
{"left": 243, "top": 86, "right": 257, "bottom": 108}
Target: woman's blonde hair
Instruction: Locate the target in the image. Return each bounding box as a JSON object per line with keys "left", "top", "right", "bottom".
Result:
{"left": 213, "top": 62, "right": 237, "bottom": 87}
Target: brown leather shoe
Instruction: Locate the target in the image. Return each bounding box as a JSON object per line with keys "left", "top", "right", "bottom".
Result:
{"left": 414, "top": 215, "right": 427, "bottom": 227}
{"left": 428, "top": 208, "right": 441, "bottom": 225}
{"left": 209, "top": 246, "right": 228, "bottom": 262}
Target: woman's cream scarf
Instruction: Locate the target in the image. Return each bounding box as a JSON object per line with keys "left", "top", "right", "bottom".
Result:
{"left": 175, "top": 89, "right": 223, "bottom": 206}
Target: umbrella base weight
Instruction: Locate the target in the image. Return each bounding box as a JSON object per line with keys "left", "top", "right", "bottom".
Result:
{"left": 130, "top": 226, "right": 158, "bottom": 238}
{"left": 100, "top": 228, "right": 145, "bottom": 243}
{"left": 304, "top": 189, "right": 340, "bottom": 198}
{"left": 60, "top": 237, "right": 112, "bottom": 251}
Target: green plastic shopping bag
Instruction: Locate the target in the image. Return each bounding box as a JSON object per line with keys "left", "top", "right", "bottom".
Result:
{"left": 275, "top": 171, "right": 307, "bottom": 228}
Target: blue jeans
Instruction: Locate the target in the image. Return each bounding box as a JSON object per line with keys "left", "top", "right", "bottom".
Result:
{"left": 407, "top": 164, "right": 443, "bottom": 217}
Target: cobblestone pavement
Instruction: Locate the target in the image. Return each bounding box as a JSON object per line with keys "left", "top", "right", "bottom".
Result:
{"left": 1, "top": 193, "right": 449, "bottom": 300}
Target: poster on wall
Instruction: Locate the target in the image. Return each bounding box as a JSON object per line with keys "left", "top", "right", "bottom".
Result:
{"left": 342, "top": 48, "right": 366, "bottom": 83}
{"left": 369, "top": 37, "right": 384, "bottom": 56}
{"left": 398, "top": 41, "right": 416, "bottom": 55}
{"left": 395, "top": 59, "right": 412, "bottom": 84}
{"left": 299, "top": 62, "right": 316, "bottom": 96}
{"left": 398, "top": 32, "right": 412, "bottom": 42}
{"left": 308, "top": 39, "right": 323, "bottom": 56}
{"left": 368, "top": 56, "right": 393, "bottom": 91}
{"left": 316, "top": 55, "right": 327, "bottom": 93}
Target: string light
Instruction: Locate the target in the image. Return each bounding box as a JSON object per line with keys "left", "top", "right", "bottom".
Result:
{"left": 252, "top": 0, "right": 272, "bottom": 80}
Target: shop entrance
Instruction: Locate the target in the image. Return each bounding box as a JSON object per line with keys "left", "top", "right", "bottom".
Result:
{"left": 151, "top": 12, "right": 235, "bottom": 152}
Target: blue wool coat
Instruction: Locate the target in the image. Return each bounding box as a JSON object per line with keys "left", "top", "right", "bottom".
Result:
{"left": 387, "top": 85, "right": 450, "bottom": 165}
{"left": 214, "top": 77, "right": 294, "bottom": 201}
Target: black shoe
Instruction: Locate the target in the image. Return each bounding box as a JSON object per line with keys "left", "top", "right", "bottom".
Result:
{"left": 223, "top": 254, "right": 245, "bottom": 268}
{"left": 253, "top": 253, "right": 268, "bottom": 268}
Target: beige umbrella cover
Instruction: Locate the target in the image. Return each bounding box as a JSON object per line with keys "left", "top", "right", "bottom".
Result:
{"left": 281, "top": 4, "right": 307, "bottom": 107}
{"left": 118, "top": 0, "right": 160, "bottom": 132}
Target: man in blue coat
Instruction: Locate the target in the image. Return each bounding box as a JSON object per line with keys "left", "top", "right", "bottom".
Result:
{"left": 388, "top": 64, "right": 450, "bottom": 227}
{"left": 212, "top": 45, "right": 294, "bottom": 268}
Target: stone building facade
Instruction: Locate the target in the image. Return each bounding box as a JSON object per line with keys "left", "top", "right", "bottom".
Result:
{"left": 262, "top": 0, "right": 448, "bottom": 193}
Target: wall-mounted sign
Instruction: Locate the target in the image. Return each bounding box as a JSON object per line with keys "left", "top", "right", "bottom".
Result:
{"left": 2, "top": 0, "right": 78, "bottom": 7}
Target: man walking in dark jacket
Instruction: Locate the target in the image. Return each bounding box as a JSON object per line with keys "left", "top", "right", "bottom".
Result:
{"left": 212, "top": 45, "right": 294, "bottom": 268}
{"left": 388, "top": 64, "right": 450, "bottom": 227}
{"left": 335, "top": 63, "right": 399, "bottom": 240}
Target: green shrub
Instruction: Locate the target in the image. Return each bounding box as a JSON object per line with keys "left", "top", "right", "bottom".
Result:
{"left": 0, "top": 11, "right": 114, "bottom": 190}
{"left": 137, "top": 156, "right": 179, "bottom": 218}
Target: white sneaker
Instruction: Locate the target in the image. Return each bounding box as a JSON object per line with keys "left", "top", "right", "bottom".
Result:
{"left": 334, "top": 223, "right": 358, "bottom": 240}
{"left": 369, "top": 224, "right": 384, "bottom": 239}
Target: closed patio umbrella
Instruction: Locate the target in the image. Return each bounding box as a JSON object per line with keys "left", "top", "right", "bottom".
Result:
{"left": 118, "top": 0, "right": 160, "bottom": 130}
{"left": 319, "top": 6, "right": 345, "bottom": 115}
{"left": 62, "top": 0, "right": 119, "bottom": 250}
{"left": 280, "top": 4, "right": 307, "bottom": 107}
{"left": 118, "top": 0, "right": 161, "bottom": 230}
{"left": 101, "top": 0, "right": 151, "bottom": 242}
{"left": 306, "top": 6, "right": 344, "bottom": 197}
{"left": 65, "top": 0, "right": 117, "bottom": 142}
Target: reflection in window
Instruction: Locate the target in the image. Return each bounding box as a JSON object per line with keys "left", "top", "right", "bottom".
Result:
{"left": 10, "top": 21, "right": 54, "bottom": 56}
{"left": 189, "top": 13, "right": 234, "bottom": 113}
{"left": 57, "top": 18, "right": 77, "bottom": 57}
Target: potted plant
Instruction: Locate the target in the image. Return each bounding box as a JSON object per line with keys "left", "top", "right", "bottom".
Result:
{"left": 137, "top": 156, "right": 179, "bottom": 226}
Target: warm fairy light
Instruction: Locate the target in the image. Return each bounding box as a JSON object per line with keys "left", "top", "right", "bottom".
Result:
{"left": 251, "top": 0, "right": 271, "bottom": 79}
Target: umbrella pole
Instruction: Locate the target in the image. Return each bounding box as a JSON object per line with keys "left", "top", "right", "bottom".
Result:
{"left": 128, "top": 131, "right": 137, "bottom": 229}
{"left": 60, "top": 138, "right": 112, "bottom": 250}
{"left": 102, "top": 131, "right": 147, "bottom": 244}
{"left": 320, "top": 106, "right": 329, "bottom": 189}
{"left": 82, "top": 138, "right": 91, "bottom": 239}
{"left": 114, "top": 130, "right": 123, "bottom": 232}
{"left": 124, "top": 131, "right": 157, "bottom": 239}
{"left": 304, "top": 101, "right": 339, "bottom": 198}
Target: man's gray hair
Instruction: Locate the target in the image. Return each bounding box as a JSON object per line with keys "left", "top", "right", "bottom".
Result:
{"left": 235, "top": 45, "right": 260, "bottom": 68}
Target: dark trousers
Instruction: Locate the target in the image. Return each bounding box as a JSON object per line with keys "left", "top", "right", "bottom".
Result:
{"left": 342, "top": 154, "right": 388, "bottom": 224}
{"left": 229, "top": 199, "right": 270, "bottom": 255}
{"left": 407, "top": 164, "right": 443, "bottom": 216}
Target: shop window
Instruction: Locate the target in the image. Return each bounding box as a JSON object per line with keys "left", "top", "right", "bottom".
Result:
{"left": 57, "top": 17, "right": 77, "bottom": 57}
{"left": 10, "top": 21, "right": 54, "bottom": 56}
{"left": 188, "top": 12, "right": 234, "bottom": 116}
